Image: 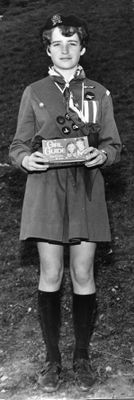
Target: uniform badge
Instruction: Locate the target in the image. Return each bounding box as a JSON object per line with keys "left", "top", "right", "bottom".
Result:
{"left": 57, "top": 116, "right": 65, "bottom": 124}
{"left": 84, "top": 91, "right": 95, "bottom": 100}
{"left": 39, "top": 102, "right": 44, "bottom": 108}
{"left": 72, "top": 123, "right": 79, "bottom": 131}
{"left": 84, "top": 85, "right": 95, "bottom": 89}
{"left": 62, "top": 126, "right": 71, "bottom": 135}
{"left": 51, "top": 14, "right": 62, "bottom": 26}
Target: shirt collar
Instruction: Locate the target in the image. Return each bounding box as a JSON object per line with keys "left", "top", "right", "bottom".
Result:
{"left": 48, "top": 65, "right": 86, "bottom": 84}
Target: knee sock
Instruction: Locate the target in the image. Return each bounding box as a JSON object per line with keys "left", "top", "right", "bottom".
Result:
{"left": 73, "top": 292, "right": 96, "bottom": 360}
{"left": 38, "top": 290, "right": 61, "bottom": 363}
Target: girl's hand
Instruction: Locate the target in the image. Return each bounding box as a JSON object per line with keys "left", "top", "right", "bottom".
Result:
{"left": 84, "top": 147, "right": 107, "bottom": 167}
{"left": 22, "top": 151, "right": 49, "bottom": 171}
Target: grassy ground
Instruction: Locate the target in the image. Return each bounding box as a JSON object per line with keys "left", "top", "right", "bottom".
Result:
{"left": 0, "top": 0, "right": 134, "bottom": 398}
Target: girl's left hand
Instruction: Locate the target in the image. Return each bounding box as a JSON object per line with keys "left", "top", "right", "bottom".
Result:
{"left": 84, "top": 147, "right": 107, "bottom": 167}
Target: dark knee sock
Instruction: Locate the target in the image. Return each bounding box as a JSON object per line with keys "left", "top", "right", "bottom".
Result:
{"left": 38, "top": 290, "right": 61, "bottom": 363}
{"left": 73, "top": 292, "right": 96, "bottom": 360}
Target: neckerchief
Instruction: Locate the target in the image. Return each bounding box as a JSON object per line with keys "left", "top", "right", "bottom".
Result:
{"left": 48, "top": 65, "right": 88, "bottom": 122}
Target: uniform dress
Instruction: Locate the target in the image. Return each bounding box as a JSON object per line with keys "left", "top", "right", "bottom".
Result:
{"left": 9, "top": 66, "right": 121, "bottom": 243}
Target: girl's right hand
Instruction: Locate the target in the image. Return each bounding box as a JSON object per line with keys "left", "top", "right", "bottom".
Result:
{"left": 22, "top": 151, "right": 49, "bottom": 171}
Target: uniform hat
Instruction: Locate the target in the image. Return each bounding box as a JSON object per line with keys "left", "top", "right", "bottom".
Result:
{"left": 43, "top": 13, "right": 88, "bottom": 32}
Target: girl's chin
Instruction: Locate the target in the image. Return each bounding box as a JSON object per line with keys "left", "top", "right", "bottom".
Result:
{"left": 54, "top": 64, "right": 76, "bottom": 71}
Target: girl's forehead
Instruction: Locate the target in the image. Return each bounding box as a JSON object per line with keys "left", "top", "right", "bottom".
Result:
{"left": 51, "top": 27, "right": 79, "bottom": 42}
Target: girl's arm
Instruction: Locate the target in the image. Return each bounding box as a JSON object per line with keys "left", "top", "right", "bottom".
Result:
{"left": 9, "top": 86, "right": 35, "bottom": 168}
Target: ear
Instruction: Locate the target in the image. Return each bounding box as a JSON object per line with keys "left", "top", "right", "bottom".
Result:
{"left": 80, "top": 47, "right": 86, "bottom": 56}
{"left": 46, "top": 46, "right": 51, "bottom": 57}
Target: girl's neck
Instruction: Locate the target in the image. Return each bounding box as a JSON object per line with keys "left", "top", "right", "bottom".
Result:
{"left": 53, "top": 66, "right": 78, "bottom": 82}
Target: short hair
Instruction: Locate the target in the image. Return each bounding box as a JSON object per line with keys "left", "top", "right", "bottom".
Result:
{"left": 40, "top": 14, "right": 89, "bottom": 50}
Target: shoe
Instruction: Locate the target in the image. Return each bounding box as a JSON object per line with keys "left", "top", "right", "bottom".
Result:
{"left": 73, "top": 358, "right": 96, "bottom": 391}
{"left": 38, "top": 361, "right": 61, "bottom": 392}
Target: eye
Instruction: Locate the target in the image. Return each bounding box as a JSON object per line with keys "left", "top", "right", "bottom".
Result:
{"left": 51, "top": 42, "right": 61, "bottom": 47}
{"left": 69, "top": 42, "right": 78, "bottom": 46}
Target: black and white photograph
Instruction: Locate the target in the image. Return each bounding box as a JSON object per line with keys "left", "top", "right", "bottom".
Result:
{"left": 0, "top": 0, "right": 133, "bottom": 399}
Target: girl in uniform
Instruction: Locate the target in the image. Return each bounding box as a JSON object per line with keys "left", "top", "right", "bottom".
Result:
{"left": 9, "top": 14, "right": 122, "bottom": 393}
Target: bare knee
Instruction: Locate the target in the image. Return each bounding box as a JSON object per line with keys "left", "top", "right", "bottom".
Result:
{"left": 70, "top": 242, "right": 96, "bottom": 291}
{"left": 71, "top": 259, "right": 94, "bottom": 287}
{"left": 70, "top": 243, "right": 96, "bottom": 294}
{"left": 37, "top": 242, "right": 64, "bottom": 291}
{"left": 40, "top": 257, "right": 63, "bottom": 286}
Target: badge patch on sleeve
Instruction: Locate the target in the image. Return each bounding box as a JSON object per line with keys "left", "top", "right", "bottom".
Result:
{"left": 106, "top": 89, "right": 110, "bottom": 96}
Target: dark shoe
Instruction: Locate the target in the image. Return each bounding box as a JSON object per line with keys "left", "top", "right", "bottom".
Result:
{"left": 38, "top": 361, "right": 61, "bottom": 392}
{"left": 73, "top": 358, "right": 96, "bottom": 391}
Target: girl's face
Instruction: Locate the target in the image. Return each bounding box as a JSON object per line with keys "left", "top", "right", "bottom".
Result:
{"left": 67, "top": 143, "right": 76, "bottom": 154}
{"left": 47, "top": 27, "right": 85, "bottom": 73}
{"left": 77, "top": 140, "right": 85, "bottom": 151}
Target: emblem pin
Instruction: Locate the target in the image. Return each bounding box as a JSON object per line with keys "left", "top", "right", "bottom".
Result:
{"left": 57, "top": 116, "right": 65, "bottom": 124}
{"left": 65, "top": 113, "right": 71, "bottom": 121}
{"left": 84, "top": 91, "right": 95, "bottom": 100}
{"left": 62, "top": 126, "right": 71, "bottom": 135}
{"left": 72, "top": 123, "right": 79, "bottom": 130}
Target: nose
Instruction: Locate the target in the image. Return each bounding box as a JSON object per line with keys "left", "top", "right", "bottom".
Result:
{"left": 61, "top": 43, "right": 69, "bottom": 54}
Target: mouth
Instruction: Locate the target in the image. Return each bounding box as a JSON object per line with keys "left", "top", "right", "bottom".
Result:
{"left": 60, "top": 58, "right": 72, "bottom": 60}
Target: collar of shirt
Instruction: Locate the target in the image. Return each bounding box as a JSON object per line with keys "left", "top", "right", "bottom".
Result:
{"left": 48, "top": 64, "right": 86, "bottom": 86}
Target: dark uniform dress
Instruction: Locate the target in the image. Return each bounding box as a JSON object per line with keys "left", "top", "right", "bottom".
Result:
{"left": 9, "top": 68, "right": 121, "bottom": 243}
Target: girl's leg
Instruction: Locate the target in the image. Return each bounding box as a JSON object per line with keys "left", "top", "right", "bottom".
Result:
{"left": 70, "top": 241, "right": 97, "bottom": 389}
{"left": 37, "top": 242, "right": 64, "bottom": 392}
{"left": 70, "top": 241, "right": 96, "bottom": 295}
{"left": 38, "top": 241, "right": 64, "bottom": 292}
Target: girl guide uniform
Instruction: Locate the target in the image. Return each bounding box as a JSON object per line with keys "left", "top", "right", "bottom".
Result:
{"left": 9, "top": 66, "right": 121, "bottom": 243}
